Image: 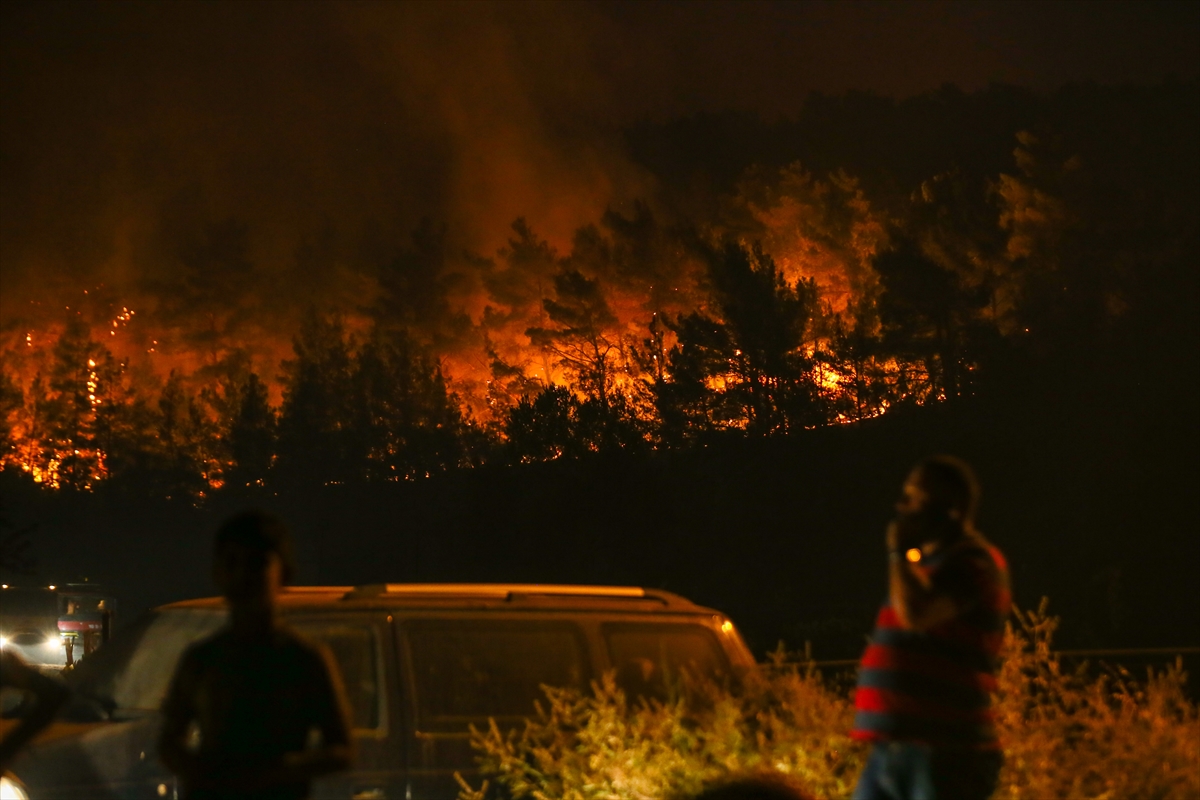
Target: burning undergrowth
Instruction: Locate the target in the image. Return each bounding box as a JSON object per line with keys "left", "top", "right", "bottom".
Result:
{"left": 0, "top": 99, "right": 1195, "bottom": 497}
{"left": 0, "top": 207, "right": 974, "bottom": 493}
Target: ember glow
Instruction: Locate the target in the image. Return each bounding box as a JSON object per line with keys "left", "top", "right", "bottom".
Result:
{"left": 0, "top": 197, "right": 984, "bottom": 493}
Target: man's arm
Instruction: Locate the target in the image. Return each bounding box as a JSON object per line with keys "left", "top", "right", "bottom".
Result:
{"left": 886, "top": 521, "right": 976, "bottom": 632}
{"left": 0, "top": 650, "right": 70, "bottom": 771}
{"left": 158, "top": 651, "right": 202, "bottom": 782}
{"left": 888, "top": 550, "right": 960, "bottom": 631}
{"left": 280, "top": 645, "right": 353, "bottom": 779}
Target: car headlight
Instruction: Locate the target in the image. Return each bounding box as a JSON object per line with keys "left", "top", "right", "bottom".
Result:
{"left": 0, "top": 775, "right": 30, "bottom": 800}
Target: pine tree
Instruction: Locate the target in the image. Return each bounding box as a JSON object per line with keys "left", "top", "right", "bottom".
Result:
{"left": 526, "top": 269, "right": 620, "bottom": 406}
{"left": 352, "top": 328, "right": 468, "bottom": 480}
{"left": 0, "top": 369, "right": 22, "bottom": 463}
{"left": 874, "top": 238, "right": 992, "bottom": 403}
{"left": 698, "top": 240, "right": 823, "bottom": 433}
{"left": 276, "top": 311, "right": 357, "bottom": 485}
{"left": 91, "top": 365, "right": 156, "bottom": 488}
{"left": 482, "top": 219, "right": 562, "bottom": 386}
{"left": 154, "top": 372, "right": 218, "bottom": 499}
{"left": 655, "top": 312, "right": 735, "bottom": 443}
{"left": 35, "top": 320, "right": 111, "bottom": 488}
{"left": 505, "top": 385, "right": 579, "bottom": 462}
{"left": 225, "top": 372, "right": 276, "bottom": 489}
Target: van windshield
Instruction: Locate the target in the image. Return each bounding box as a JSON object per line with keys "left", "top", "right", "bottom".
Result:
{"left": 407, "top": 620, "right": 588, "bottom": 722}
{"left": 68, "top": 608, "right": 226, "bottom": 715}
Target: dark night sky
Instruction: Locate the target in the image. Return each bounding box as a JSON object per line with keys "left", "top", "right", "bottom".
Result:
{"left": 1, "top": 0, "right": 1197, "bottom": 319}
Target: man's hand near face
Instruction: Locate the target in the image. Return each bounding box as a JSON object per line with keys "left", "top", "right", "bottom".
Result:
{"left": 887, "top": 523, "right": 967, "bottom": 632}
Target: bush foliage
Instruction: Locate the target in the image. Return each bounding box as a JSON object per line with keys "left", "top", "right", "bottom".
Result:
{"left": 460, "top": 602, "right": 1199, "bottom": 800}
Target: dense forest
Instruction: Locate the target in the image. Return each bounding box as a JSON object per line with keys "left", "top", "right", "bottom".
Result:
{"left": 1, "top": 81, "right": 1197, "bottom": 658}
{"left": 2, "top": 81, "right": 1195, "bottom": 498}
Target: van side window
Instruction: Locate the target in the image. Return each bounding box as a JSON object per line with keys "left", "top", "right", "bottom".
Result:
{"left": 407, "top": 621, "right": 588, "bottom": 721}
{"left": 291, "top": 621, "right": 383, "bottom": 733}
{"left": 604, "top": 624, "right": 729, "bottom": 702}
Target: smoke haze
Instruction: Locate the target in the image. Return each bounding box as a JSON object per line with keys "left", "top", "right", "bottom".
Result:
{"left": 2, "top": 0, "right": 1197, "bottom": 388}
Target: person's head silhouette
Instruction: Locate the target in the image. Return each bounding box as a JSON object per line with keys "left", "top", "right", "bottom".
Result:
{"left": 212, "top": 510, "right": 296, "bottom": 615}
{"left": 901, "top": 455, "right": 980, "bottom": 529}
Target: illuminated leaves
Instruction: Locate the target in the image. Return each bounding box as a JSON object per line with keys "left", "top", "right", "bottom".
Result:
{"left": 461, "top": 605, "right": 1200, "bottom": 800}
{"left": 995, "top": 602, "right": 1200, "bottom": 799}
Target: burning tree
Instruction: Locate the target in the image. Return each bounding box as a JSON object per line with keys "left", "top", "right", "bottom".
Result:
{"left": 1, "top": 83, "right": 1195, "bottom": 498}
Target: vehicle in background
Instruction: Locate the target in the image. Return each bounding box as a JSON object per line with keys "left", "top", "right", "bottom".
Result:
{"left": 2, "top": 583, "right": 755, "bottom": 800}
{"left": 0, "top": 584, "right": 117, "bottom": 670}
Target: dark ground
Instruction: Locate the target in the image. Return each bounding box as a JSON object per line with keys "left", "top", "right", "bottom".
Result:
{"left": 3, "top": 354, "right": 1197, "bottom": 662}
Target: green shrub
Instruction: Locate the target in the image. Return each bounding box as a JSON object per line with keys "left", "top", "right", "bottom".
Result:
{"left": 460, "top": 602, "right": 1199, "bottom": 799}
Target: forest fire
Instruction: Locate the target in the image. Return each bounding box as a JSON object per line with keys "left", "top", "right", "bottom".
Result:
{"left": 1, "top": 73, "right": 1195, "bottom": 499}
{"left": 0, "top": 221, "right": 959, "bottom": 496}
{"left": 0, "top": 112, "right": 1150, "bottom": 497}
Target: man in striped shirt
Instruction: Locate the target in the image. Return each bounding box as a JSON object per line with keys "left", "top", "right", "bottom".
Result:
{"left": 851, "top": 456, "right": 1011, "bottom": 800}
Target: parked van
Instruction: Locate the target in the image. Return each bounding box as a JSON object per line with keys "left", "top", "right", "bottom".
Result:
{"left": 2, "top": 584, "right": 755, "bottom": 799}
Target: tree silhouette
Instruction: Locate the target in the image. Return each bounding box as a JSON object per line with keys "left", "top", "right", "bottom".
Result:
{"left": 351, "top": 327, "right": 467, "bottom": 480}
{"left": 655, "top": 311, "right": 736, "bottom": 443}
{"left": 164, "top": 217, "right": 258, "bottom": 365}
{"left": 526, "top": 270, "right": 650, "bottom": 452}
{"left": 483, "top": 219, "right": 562, "bottom": 385}
{"left": 875, "top": 238, "right": 992, "bottom": 402}
{"left": 527, "top": 270, "right": 620, "bottom": 406}
{"left": 276, "top": 311, "right": 357, "bottom": 485}
{"left": 91, "top": 368, "right": 156, "bottom": 490}
{"left": 505, "top": 385, "right": 579, "bottom": 462}
{"left": 375, "top": 219, "right": 473, "bottom": 346}
{"left": 224, "top": 372, "right": 276, "bottom": 489}
{"left": 152, "top": 372, "right": 218, "bottom": 498}
{"left": 704, "top": 240, "right": 822, "bottom": 433}
{"left": 483, "top": 336, "right": 542, "bottom": 428}
{"left": 33, "top": 320, "right": 114, "bottom": 488}
{"left": 825, "top": 297, "right": 892, "bottom": 420}
{"left": 0, "top": 369, "right": 22, "bottom": 462}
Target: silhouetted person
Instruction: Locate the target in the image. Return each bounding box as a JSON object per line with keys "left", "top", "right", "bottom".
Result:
{"left": 687, "top": 774, "right": 816, "bottom": 800}
{"left": 159, "top": 511, "right": 352, "bottom": 800}
{"left": 851, "top": 456, "right": 1011, "bottom": 800}
{"left": 0, "top": 650, "right": 69, "bottom": 771}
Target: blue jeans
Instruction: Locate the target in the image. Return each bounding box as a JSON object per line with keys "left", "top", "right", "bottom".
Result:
{"left": 852, "top": 742, "right": 1002, "bottom": 800}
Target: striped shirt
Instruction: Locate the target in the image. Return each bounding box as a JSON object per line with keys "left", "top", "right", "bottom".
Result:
{"left": 852, "top": 535, "right": 1011, "bottom": 749}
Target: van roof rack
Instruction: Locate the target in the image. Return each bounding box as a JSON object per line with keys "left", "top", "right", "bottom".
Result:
{"left": 343, "top": 583, "right": 683, "bottom": 605}
{"left": 281, "top": 586, "right": 354, "bottom": 594}
{"left": 163, "top": 584, "right": 699, "bottom": 611}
